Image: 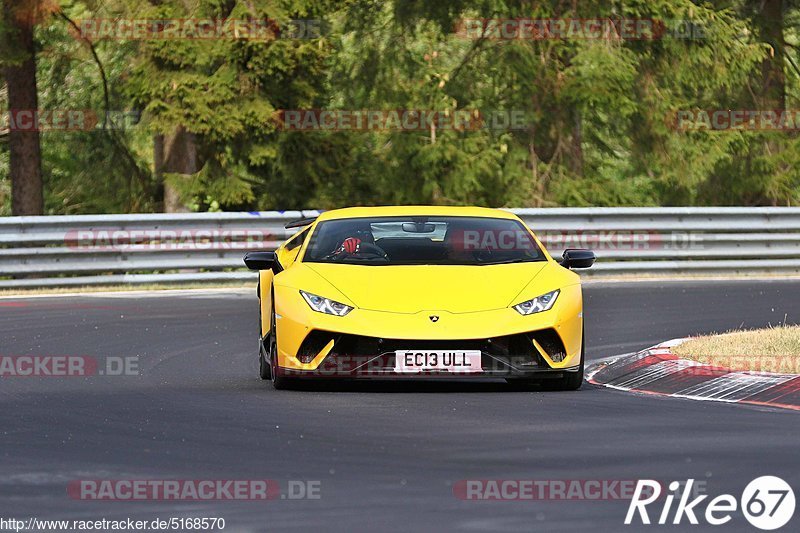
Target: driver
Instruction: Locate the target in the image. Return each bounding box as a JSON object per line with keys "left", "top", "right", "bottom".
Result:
{"left": 333, "top": 228, "right": 374, "bottom": 256}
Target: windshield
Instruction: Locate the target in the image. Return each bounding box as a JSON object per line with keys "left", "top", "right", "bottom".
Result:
{"left": 303, "top": 216, "right": 545, "bottom": 265}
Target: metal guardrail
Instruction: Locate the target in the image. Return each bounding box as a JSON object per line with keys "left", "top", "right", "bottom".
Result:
{"left": 1, "top": 207, "right": 799, "bottom": 288}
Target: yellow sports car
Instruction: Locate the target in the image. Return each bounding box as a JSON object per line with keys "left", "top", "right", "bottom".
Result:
{"left": 244, "top": 206, "right": 594, "bottom": 390}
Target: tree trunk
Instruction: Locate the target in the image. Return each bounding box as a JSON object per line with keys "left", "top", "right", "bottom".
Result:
{"left": 570, "top": 108, "right": 584, "bottom": 177}
{"left": 153, "top": 133, "right": 165, "bottom": 211}
{"left": 745, "top": 0, "right": 785, "bottom": 205}
{"left": 754, "top": 0, "right": 785, "bottom": 110}
{"left": 153, "top": 126, "right": 198, "bottom": 212}
{"left": 4, "top": 1, "right": 43, "bottom": 215}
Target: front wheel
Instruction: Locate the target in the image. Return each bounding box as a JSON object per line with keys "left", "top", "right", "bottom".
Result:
{"left": 539, "top": 356, "right": 584, "bottom": 391}
{"left": 267, "top": 301, "right": 294, "bottom": 390}
{"left": 258, "top": 302, "right": 271, "bottom": 380}
{"left": 258, "top": 339, "right": 272, "bottom": 380}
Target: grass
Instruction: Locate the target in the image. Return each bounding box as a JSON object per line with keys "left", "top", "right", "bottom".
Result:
{"left": 672, "top": 325, "right": 800, "bottom": 374}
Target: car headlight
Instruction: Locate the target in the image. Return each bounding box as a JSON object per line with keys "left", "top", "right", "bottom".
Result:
{"left": 512, "top": 289, "right": 560, "bottom": 315}
{"left": 300, "top": 290, "right": 353, "bottom": 316}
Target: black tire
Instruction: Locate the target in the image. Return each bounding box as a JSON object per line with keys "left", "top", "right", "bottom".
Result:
{"left": 259, "top": 340, "right": 272, "bottom": 380}
{"left": 268, "top": 298, "right": 294, "bottom": 390}
{"left": 539, "top": 357, "right": 583, "bottom": 391}
{"left": 258, "top": 303, "right": 271, "bottom": 380}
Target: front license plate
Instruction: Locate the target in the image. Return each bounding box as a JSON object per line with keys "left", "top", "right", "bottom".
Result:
{"left": 394, "top": 350, "right": 482, "bottom": 374}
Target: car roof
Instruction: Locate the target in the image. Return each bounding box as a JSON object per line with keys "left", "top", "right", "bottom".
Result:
{"left": 315, "top": 206, "right": 517, "bottom": 222}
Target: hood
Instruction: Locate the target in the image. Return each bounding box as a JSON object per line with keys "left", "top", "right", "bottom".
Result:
{"left": 304, "top": 262, "right": 548, "bottom": 313}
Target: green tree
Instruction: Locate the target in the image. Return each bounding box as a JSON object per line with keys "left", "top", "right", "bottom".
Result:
{"left": 1, "top": 0, "right": 52, "bottom": 215}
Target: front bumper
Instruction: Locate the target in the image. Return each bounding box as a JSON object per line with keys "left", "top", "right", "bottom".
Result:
{"left": 272, "top": 283, "right": 583, "bottom": 378}
{"left": 280, "top": 331, "right": 579, "bottom": 379}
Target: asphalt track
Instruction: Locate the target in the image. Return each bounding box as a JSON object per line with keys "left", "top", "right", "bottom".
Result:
{"left": 1, "top": 280, "right": 799, "bottom": 532}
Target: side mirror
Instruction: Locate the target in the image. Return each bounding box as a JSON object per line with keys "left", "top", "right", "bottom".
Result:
{"left": 244, "top": 251, "right": 276, "bottom": 271}
{"left": 561, "top": 249, "right": 595, "bottom": 269}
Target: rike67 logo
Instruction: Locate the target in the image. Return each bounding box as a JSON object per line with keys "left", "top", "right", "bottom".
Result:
{"left": 626, "top": 477, "right": 795, "bottom": 530}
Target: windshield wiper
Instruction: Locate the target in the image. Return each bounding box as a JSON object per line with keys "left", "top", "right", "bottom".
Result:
{"left": 479, "top": 258, "right": 536, "bottom": 265}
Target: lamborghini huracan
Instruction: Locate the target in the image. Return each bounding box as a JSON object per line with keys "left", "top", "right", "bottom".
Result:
{"left": 244, "top": 206, "right": 594, "bottom": 390}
